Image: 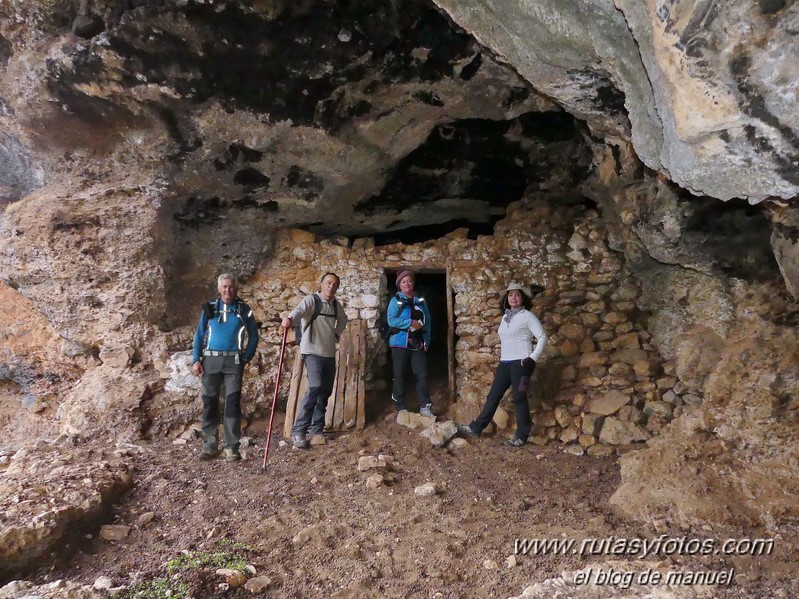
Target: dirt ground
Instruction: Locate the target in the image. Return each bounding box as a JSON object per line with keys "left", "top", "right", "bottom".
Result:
{"left": 7, "top": 405, "right": 799, "bottom": 599}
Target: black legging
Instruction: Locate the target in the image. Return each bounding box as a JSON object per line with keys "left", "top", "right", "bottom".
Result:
{"left": 470, "top": 360, "right": 535, "bottom": 440}
{"left": 391, "top": 347, "right": 430, "bottom": 411}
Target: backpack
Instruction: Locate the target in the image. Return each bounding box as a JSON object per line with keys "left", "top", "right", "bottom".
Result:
{"left": 379, "top": 293, "right": 404, "bottom": 340}
{"left": 294, "top": 293, "right": 339, "bottom": 344}
{"left": 201, "top": 298, "right": 247, "bottom": 323}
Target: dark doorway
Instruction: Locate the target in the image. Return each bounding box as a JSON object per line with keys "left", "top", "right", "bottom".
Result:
{"left": 382, "top": 269, "right": 452, "bottom": 415}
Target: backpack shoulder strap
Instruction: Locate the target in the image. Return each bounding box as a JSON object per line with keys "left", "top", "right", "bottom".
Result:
{"left": 237, "top": 299, "right": 254, "bottom": 319}
{"left": 302, "top": 294, "right": 322, "bottom": 335}
{"left": 395, "top": 292, "right": 410, "bottom": 314}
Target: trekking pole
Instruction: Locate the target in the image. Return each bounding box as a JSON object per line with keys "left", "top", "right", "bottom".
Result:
{"left": 262, "top": 325, "right": 289, "bottom": 469}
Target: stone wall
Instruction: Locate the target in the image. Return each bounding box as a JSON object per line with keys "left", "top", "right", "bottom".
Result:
{"left": 224, "top": 196, "right": 687, "bottom": 454}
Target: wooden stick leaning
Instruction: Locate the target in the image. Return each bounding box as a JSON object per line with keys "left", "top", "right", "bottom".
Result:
{"left": 262, "top": 326, "right": 289, "bottom": 469}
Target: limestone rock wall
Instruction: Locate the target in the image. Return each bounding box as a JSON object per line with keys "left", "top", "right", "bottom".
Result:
{"left": 434, "top": 0, "right": 799, "bottom": 202}
{"left": 610, "top": 283, "right": 799, "bottom": 527}
{"left": 581, "top": 148, "right": 799, "bottom": 528}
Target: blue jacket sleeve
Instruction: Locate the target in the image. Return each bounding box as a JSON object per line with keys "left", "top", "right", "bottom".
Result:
{"left": 387, "top": 296, "right": 412, "bottom": 331}
{"left": 242, "top": 303, "right": 259, "bottom": 363}
{"left": 192, "top": 312, "right": 208, "bottom": 362}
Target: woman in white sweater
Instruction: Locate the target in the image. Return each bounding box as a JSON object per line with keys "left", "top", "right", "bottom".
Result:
{"left": 458, "top": 282, "right": 547, "bottom": 447}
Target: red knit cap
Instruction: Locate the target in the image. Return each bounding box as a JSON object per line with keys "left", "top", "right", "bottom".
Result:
{"left": 396, "top": 270, "right": 414, "bottom": 286}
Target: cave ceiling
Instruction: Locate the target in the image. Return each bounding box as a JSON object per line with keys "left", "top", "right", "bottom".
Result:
{"left": 0, "top": 0, "right": 594, "bottom": 241}
{"left": 0, "top": 0, "right": 797, "bottom": 244}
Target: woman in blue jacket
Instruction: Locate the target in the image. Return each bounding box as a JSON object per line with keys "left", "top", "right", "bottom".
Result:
{"left": 388, "top": 270, "right": 433, "bottom": 417}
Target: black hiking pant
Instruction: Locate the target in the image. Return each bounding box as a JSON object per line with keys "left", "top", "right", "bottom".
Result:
{"left": 470, "top": 360, "right": 535, "bottom": 441}
{"left": 391, "top": 347, "right": 430, "bottom": 411}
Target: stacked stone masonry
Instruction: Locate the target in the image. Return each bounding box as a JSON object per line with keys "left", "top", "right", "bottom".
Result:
{"left": 237, "top": 199, "right": 697, "bottom": 454}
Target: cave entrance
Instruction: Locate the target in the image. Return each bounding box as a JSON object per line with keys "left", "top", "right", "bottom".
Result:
{"left": 382, "top": 268, "right": 456, "bottom": 414}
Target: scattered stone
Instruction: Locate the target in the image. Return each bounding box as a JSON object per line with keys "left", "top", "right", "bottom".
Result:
{"left": 505, "top": 554, "right": 517, "bottom": 568}
{"left": 137, "top": 512, "right": 155, "bottom": 526}
{"left": 586, "top": 444, "right": 614, "bottom": 457}
{"left": 216, "top": 568, "right": 247, "bottom": 587}
{"left": 449, "top": 437, "right": 470, "bottom": 449}
{"left": 483, "top": 559, "right": 499, "bottom": 570}
{"left": 414, "top": 482, "right": 440, "bottom": 496}
{"left": 179, "top": 425, "right": 202, "bottom": 440}
{"left": 365, "top": 474, "right": 384, "bottom": 489}
{"left": 245, "top": 576, "right": 272, "bottom": 593}
{"left": 397, "top": 410, "right": 437, "bottom": 429}
{"left": 565, "top": 445, "right": 585, "bottom": 456}
{"left": 357, "top": 456, "right": 386, "bottom": 471}
{"left": 93, "top": 576, "right": 113, "bottom": 590}
{"left": 420, "top": 421, "right": 458, "bottom": 447}
{"left": 99, "top": 524, "right": 131, "bottom": 541}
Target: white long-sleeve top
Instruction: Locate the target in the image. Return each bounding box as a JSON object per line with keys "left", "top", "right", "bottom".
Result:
{"left": 498, "top": 310, "right": 547, "bottom": 362}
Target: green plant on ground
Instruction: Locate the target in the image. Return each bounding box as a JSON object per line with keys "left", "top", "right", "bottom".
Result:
{"left": 166, "top": 549, "right": 248, "bottom": 574}
{"left": 117, "top": 540, "right": 252, "bottom": 598}
{"left": 117, "top": 576, "right": 189, "bottom": 599}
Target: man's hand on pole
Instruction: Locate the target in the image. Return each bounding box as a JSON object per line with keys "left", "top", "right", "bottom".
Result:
{"left": 280, "top": 316, "right": 293, "bottom": 329}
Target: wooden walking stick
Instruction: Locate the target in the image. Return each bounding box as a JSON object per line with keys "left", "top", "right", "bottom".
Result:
{"left": 262, "top": 326, "right": 289, "bottom": 469}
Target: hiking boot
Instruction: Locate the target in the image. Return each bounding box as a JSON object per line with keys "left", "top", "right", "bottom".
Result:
{"left": 199, "top": 439, "right": 219, "bottom": 461}
{"left": 420, "top": 403, "right": 434, "bottom": 418}
{"left": 292, "top": 434, "right": 309, "bottom": 450}
{"left": 224, "top": 447, "right": 242, "bottom": 462}
{"left": 504, "top": 437, "right": 526, "bottom": 448}
{"left": 456, "top": 423, "right": 479, "bottom": 439}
